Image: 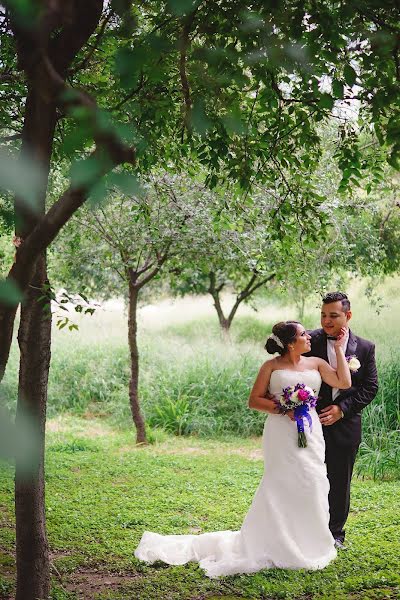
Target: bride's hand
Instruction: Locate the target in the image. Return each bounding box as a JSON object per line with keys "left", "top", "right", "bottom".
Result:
{"left": 264, "top": 393, "right": 282, "bottom": 414}
{"left": 334, "top": 327, "right": 348, "bottom": 351}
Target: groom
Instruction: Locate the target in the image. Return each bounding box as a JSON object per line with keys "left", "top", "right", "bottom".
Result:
{"left": 308, "top": 291, "right": 378, "bottom": 549}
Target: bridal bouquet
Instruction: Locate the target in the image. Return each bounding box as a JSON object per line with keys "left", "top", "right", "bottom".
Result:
{"left": 275, "top": 383, "right": 318, "bottom": 448}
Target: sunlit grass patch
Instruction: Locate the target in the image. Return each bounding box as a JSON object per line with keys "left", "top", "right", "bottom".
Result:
{"left": 1, "top": 424, "right": 399, "bottom": 599}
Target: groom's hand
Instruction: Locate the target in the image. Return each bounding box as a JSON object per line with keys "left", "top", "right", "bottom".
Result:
{"left": 319, "top": 405, "right": 343, "bottom": 426}
{"left": 286, "top": 409, "right": 296, "bottom": 422}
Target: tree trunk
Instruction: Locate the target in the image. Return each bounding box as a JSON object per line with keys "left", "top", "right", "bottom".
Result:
{"left": 211, "top": 300, "right": 232, "bottom": 342}
{"left": 15, "top": 253, "right": 51, "bottom": 600}
{"left": 1, "top": 5, "right": 129, "bottom": 596}
{"left": 208, "top": 272, "right": 276, "bottom": 341}
{"left": 219, "top": 316, "right": 232, "bottom": 342}
{"left": 210, "top": 297, "right": 232, "bottom": 342}
{"left": 207, "top": 273, "right": 231, "bottom": 340}
{"left": 13, "top": 79, "right": 57, "bottom": 597}
{"left": 128, "top": 282, "right": 147, "bottom": 444}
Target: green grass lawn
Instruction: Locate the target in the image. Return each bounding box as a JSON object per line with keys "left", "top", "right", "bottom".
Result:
{"left": 1, "top": 279, "right": 399, "bottom": 598}
{"left": 1, "top": 416, "right": 399, "bottom": 600}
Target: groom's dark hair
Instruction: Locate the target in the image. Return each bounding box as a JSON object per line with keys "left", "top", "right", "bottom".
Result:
{"left": 322, "top": 291, "right": 351, "bottom": 313}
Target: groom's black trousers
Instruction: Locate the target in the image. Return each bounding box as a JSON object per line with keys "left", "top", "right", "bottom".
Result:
{"left": 324, "top": 437, "right": 359, "bottom": 542}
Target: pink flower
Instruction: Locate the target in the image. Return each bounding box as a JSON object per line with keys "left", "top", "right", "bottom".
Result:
{"left": 297, "top": 389, "right": 309, "bottom": 402}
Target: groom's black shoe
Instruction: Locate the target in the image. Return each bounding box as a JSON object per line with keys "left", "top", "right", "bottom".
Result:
{"left": 334, "top": 538, "right": 348, "bottom": 550}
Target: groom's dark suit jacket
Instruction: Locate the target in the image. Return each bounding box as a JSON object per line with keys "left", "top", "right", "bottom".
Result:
{"left": 308, "top": 329, "right": 378, "bottom": 447}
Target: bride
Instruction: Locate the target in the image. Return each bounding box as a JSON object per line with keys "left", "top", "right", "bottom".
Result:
{"left": 135, "top": 320, "right": 351, "bottom": 577}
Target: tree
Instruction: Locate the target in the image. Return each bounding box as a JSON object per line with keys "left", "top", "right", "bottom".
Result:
{"left": 349, "top": 165, "right": 400, "bottom": 277}
{"left": 0, "top": 3, "right": 134, "bottom": 598}
{"left": 2, "top": 0, "right": 400, "bottom": 370}
{"left": 168, "top": 199, "right": 279, "bottom": 336}
{"left": 52, "top": 172, "right": 211, "bottom": 443}
{"left": 168, "top": 163, "right": 334, "bottom": 335}
{"left": 257, "top": 121, "right": 400, "bottom": 318}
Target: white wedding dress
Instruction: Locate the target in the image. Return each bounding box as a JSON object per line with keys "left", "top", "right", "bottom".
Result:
{"left": 135, "top": 369, "right": 336, "bottom": 577}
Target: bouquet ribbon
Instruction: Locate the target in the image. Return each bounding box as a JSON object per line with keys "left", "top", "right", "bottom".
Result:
{"left": 294, "top": 404, "right": 313, "bottom": 440}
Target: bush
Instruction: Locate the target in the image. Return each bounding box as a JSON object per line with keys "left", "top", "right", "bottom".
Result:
{"left": 357, "top": 352, "right": 400, "bottom": 479}
{"left": 147, "top": 395, "right": 191, "bottom": 435}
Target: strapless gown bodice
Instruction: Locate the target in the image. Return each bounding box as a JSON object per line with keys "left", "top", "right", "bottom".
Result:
{"left": 268, "top": 368, "right": 322, "bottom": 397}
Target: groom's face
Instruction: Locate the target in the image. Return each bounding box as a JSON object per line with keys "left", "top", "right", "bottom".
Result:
{"left": 321, "top": 301, "right": 352, "bottom": 338}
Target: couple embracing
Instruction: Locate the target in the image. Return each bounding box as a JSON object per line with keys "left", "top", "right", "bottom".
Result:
{"left": 135, "top": 292, "right": 378, "bottom": 577}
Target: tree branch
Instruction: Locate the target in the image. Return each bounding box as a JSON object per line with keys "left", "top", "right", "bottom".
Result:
{"left": 0, "top": 133, "right": 22, "bottom": 142}
{"left": 227, "top": 273, "right": 275, "bottom": 326}
{"left": 179, "top": 17, "right": 193, "bottom": 132}
{"left": 136, "top": 248, "right": 170, "bottom": 289}
{"left": 379, "top": 201, "right": 399, "bottom": 237}
{"left": 113, "top": 72, "right": 147, "bottom": 111}
{"left": 177, "top": 2, "right": 204, "bottom": 133}
{"left": 71, "top": 10, "right": 112, "bottom": 74}
{"left": 244, "top": 107, "right": 320, "bottom": 197}
{"left": 50, "top": 1, "right": 105, "bottom": 77}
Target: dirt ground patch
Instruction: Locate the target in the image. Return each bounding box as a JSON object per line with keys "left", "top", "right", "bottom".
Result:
{"left": 64, "top": 568, "right": 139, "bottom": 599}
{"left": 0, "top": 511, "right": 14, "bottom": 530}
{"left": 46, "top": 416, "right": 114, "bottom": 438}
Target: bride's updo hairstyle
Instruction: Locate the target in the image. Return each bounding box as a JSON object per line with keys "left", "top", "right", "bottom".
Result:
{"left": 265, "top": 321, "right": 300, "bottom": 356}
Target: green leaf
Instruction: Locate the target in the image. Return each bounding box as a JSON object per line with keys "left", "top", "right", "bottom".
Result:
{"left": 387, "top": 145, "right": 400, "bottom": 170}
{"left": 114, "top": 47, "right": 145, "bottom": 88}
{"left": 108, "top": 172, "right": 142, "bottom": 196}
{"left": 318, "top": 93, "right": 334, "bottom": 110}
{"left": 87, "top": 179, "right": 109, "bottom": 208}
{"left": 113, "top": 122, "right": 137, "bottom": 145}
{"left": 0, "top": 279, "right": 23, "bottom": 306}
{"left": 222, "top": 112, "right": 245, "bottom": 136}
{"left": 96, "top": 109, "right": 115, "bottom": 133}
{"left": 110, "top": 0, "right": 131, "bottom": 17}
{"left": 166, "top": 0, "right": 197, "bottom": 16}
{"left": 344, "top": 64, "right": 357, "bottom": 87}
{"left": 190, "top": 99, "right": 212, "bottom": 135}
{"left": 332, "top": 79, "right": 344, "bottom": 99}
{"left": 70, "top": 157, "right": 103, "bottom": 188}
{"left": 0, "top": 149, "right": 44, "bottom": 213}
{"left": 5, "top": 0, "right": 39, "bottom": 25}
{"left": 60, "top": 126, "right": 92, "bottom": 156}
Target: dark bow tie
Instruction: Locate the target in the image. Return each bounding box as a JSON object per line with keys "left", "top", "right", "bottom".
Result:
{"left": 326, "top": 336, "right": 337, "bottom": 340}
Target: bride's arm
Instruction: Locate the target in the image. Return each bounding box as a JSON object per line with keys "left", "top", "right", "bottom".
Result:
{"left": 248, "top": 361, "right": 279, "bottom": 414}
{"left": 317, "top": 328, "right": 351, "bottom": 389}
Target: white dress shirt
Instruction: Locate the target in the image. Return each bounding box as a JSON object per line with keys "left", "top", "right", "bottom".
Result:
{"left": 327, "top": 330, "right": 349, "bottom": 401}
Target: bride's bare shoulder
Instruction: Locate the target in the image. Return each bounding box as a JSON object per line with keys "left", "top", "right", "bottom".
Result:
{"left": 260, "top": 357, "right": 281, "bottom": 372}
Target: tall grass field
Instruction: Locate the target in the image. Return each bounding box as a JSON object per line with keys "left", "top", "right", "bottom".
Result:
{"left": 2, "top": 277, "right": 399, "bottom": 479}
